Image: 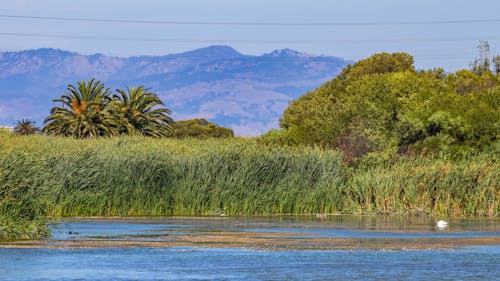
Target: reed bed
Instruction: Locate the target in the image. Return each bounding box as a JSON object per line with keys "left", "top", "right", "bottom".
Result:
{"left": 0, "top": 134, "right": 346, "bottom": 218}
{"left": 0, "top": 132, "right": 498, "bottom": 240}
{"left": 347, "top": 155, "right": 499, "bottom": 216}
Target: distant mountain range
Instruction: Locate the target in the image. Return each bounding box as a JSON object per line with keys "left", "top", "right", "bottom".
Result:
{"left": 0, "top": 46, "right": 348, "bottom": 135}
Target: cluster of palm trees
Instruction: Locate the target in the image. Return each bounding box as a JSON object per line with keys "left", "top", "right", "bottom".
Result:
{"left": 39, "top": 79, "right": 173, "bottom": 138}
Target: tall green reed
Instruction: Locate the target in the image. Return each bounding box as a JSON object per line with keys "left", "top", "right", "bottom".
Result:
{"left": 0, "top": 132, "right": 498, "bottom": 222}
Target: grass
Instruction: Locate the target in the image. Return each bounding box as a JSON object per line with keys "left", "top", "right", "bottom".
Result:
{"left": 0, "top": 132, "right": 498, "bottom": 239}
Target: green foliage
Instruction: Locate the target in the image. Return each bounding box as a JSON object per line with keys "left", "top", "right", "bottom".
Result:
{"left": 42, "top": 79, "right": 116, "bottom": 138}
{"left": 276, "top": 51, "right": 500, "bottom": 161}
{"left": 342, "top": 52, "right": 415, "bottom": 80}
{"left": 448, "top": 69, "right": 499, "bottom": 94}
{"left": 14, "top": 119, "right": 39, "bottom": 135}
{"left": 259, "top": 129, "right": 302, "bottom": 146}
{"left": 280, "top": 53, "right": 416, "bottom": 150}
{"left": 0, "top": 151, "right": 50, "bottom": 240}
{"left": 113, "top": 86, "right": 174, "bottom": 137}
{"left": 0, "top": 134, "right": 497, "bottom": 224}
{"left": 347, "top": 156, "right": 499, "bottom": 216}
{"left": 42, "top": 79, "right": 173, "bottom": 138}
{"left": 172, "top": 118, "right": 234, "bottom": 139}
{"left": 0, "top": 134, "right": 346, "bottom": 217}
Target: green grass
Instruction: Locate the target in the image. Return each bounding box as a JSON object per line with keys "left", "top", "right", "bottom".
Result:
{"left": 0, "top": 133, "right": 498, "bottom": 239}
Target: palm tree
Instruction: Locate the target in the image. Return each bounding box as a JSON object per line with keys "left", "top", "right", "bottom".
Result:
{"left": 113, "top": 86, "right": 174, "bottom": 137}
{"left": 14, "top": 119, "right": 39, "bottom": 135}
{"left": 42, "top": 79, "right": 117, "bottom": 138}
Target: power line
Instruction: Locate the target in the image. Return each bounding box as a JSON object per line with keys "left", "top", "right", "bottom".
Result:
{"left": 1, "top": 31, "right": 499, "bottom": 44}
{"left": 1, "top": 14, "right": 500, "bottom": 26}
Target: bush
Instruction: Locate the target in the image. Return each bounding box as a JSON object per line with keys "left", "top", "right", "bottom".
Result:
{"left": 171, "top": 119, "right": 234, "bottom": 139}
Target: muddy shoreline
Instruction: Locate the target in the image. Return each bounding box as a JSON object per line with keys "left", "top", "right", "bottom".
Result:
{"left": 2, "top": 230, "right": 499, "bottom": 250}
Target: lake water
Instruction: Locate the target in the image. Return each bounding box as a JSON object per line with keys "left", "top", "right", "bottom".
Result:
{"left": 1, "top": 216, "right": 499, "bottom": 280}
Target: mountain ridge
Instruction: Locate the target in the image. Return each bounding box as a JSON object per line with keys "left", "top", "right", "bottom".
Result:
{"left": 0, "top": 46, "right": 349, "bottom": 135}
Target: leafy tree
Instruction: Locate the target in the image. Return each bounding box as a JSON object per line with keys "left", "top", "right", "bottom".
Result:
{"left": 113, "top": 86, "right": 174, "bottom": 137}
{"left": 280, "top": 52, "right": 416, "bottom": 150}
{"left": 13, "top": 119, "right": 39, "bottom": 135}
{"left": 279, "top": 87, "right": 340, "bottom": 147}
{"left": 274, "top": 51, "right": 500, "bottom": 160}
{"left": 460, "top": 87, "right": 500, "bottom": 147}
{"left": 446, "top": 68, "right": 499, "bottom": 95}
{"left": 42, "top": 79, "right": 116, "bottom": 138}
{"left": 172, "top": 118, "right": 233, "bottom": 139}
{"left": 342, "top": 52, "right": 415, "bottom": 81}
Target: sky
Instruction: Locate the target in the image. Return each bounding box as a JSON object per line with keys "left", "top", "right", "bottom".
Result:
{"left": 1, "top": 0, "right": 499, "bottom": 71}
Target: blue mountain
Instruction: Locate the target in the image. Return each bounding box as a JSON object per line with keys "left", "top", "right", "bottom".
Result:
{"left": 0, "top": 46, "right": 348, "bottom": 135}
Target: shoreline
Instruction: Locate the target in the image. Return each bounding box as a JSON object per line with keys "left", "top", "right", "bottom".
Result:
{"left": 2, "top": 230, "right": 500, "bottom": 251}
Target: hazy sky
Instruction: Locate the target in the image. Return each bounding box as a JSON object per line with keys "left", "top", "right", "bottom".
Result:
{"left": 1, "top": 0, "right": 499, "bottom": 70}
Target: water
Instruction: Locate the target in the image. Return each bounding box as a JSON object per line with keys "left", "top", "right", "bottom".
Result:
{"left": 49, "top": 216, "right": 500, "bottom": 240}
{"left": 1, "top": 216, "right": 499, "bottom": 280}
{"left": 1, "top": 247, "right": 499, "bottom": 280}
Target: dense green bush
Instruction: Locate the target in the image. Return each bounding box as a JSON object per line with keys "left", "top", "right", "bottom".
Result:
{"left": 277, "top": 52, "right": 500, "bottom": 162}
{"left": 171, "top": 118, "right": 234, "bottom": 139}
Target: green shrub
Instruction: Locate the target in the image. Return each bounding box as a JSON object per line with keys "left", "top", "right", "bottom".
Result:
{"left": 171, "top": 119, "right": 234, "bottom": 139}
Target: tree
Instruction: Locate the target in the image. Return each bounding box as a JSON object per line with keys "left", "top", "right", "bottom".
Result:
{"left": 279, "top": 52, "right": 416, "bottom": 149}
{"left": 42, "top": 79, "right": 116, "bottom": 138}
{"left": 113, "top": 86, "right": 174, "bottom": 137}
{"left": 43, "top": 80, "right": 175, "bottom": 138}
{"left": 13, "top": 119, "right": 39, "bottom": 135}
{"left": 171, "top": 118, "right": 233, "bottom": 139}
{"left": 270, "top": 50, "right": 500, "bottom": 161}
{"left": 343, "top": 52, "right": 415, "bottom": 80}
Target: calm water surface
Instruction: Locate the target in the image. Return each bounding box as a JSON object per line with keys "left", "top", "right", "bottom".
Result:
{"left": 1, "top": 216, "right": 499, "bottom": 280}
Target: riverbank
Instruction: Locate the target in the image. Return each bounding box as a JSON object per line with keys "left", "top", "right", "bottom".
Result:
{"left": 4, "top": 234, "right": 500, "bottom": 250}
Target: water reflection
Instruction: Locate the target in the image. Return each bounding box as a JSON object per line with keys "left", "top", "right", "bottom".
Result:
{"left": 49, "top": 215, "right": 500, "bottom": 241}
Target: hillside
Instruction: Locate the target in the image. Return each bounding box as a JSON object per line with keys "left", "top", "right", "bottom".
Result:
{"left": 0, "top": 46, "right": 348, "bottom": 135}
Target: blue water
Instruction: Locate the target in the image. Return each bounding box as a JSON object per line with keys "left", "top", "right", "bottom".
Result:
{"left": 1, "top": 247, "right": 499, "bottom": 280}
{"left": 1, "top": 216, "right": 499, "bottom": 280}
{"left": 49, "top": 216, "right": 500, "bottom": 240}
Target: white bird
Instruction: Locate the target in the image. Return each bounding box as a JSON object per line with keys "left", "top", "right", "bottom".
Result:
{"left": 437, "top": 220, "right": 448, "bottom": 228}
